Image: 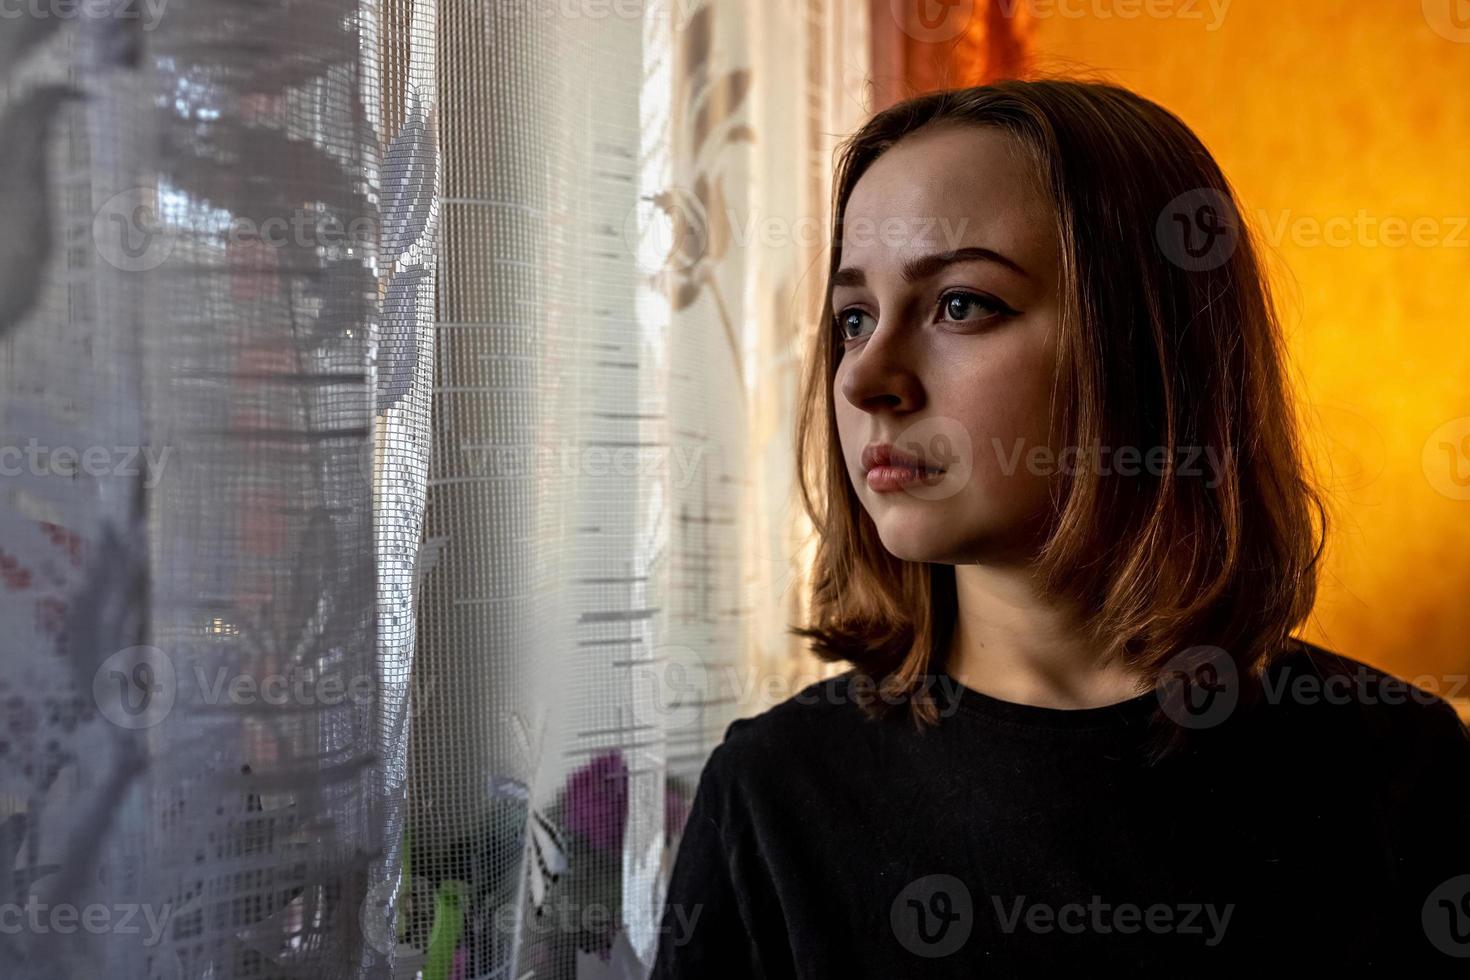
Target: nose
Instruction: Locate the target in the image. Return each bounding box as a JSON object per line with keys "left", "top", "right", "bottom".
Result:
{"left": 838, "top": 318, "right": 925, "bottom": 415}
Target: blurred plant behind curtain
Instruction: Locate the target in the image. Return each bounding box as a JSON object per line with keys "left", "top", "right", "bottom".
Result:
{"left": 407, "top": 0, "right": 868, "bottom": 977}
{"left": 0, "top": 0, "right": 437, "bottom": 976}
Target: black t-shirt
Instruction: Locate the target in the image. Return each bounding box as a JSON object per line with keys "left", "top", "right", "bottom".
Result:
{"left": 650, "top": 642, "right": 1470, "bottom": 977}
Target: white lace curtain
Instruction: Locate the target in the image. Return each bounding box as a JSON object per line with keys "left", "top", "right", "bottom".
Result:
{"left": 1, "top": 0, "right": 436, "bottom": 976}
{"left": 0, "top": 0, "right": 866, "bottom": 977}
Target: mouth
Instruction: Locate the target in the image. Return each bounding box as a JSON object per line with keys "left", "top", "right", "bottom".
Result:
{"left": 861, "top": 442, "right": 946, "bottom": 493}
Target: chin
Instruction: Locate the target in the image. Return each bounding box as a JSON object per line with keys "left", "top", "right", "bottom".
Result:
{"left": 866, "top": 489, "right": 1047, "bottom": 565}
{"left": 868, "top": 502, "right": 979, "bottom": 564}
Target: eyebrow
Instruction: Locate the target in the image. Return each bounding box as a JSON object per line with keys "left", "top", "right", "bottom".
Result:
{"left": 830, "top": 245, "right": 1030, "bottom": 292}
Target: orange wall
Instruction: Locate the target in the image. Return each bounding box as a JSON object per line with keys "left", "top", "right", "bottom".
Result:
{"left": 880, "top": 0, "right": 1470, "bottom": 709}
{"left": 1026, "top": 0, "right": 1470, "bottom": 710}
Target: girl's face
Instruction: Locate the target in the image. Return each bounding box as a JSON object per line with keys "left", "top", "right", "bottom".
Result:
{"left": 832, "top": 124, "right": 1063, "bottom": 564}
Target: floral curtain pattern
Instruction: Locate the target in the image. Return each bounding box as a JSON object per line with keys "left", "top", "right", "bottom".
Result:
{"left": 406, "top": 2, "right": 869, "bottom": 978}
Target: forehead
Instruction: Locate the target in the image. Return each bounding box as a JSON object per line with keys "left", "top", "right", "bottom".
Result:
{"left": 840, "top": 124, "right": 1054, "bottom": 269}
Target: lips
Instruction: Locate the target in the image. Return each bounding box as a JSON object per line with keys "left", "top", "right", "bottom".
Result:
{"left": 861, "top": 442, "right": 946, "bottom": 493}
{"left": 861, "top": 442, "right": 944, "bottom": 473}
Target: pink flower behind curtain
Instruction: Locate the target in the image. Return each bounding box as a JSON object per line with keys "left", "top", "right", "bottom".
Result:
{"left": 562, "top": 750, "right": 629, "bottom": 854}
{"left": 559, "top": 750, "right": 696, "bottom": 857}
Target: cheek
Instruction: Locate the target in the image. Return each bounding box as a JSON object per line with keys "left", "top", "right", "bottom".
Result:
{"left": 942, "top": 360, "right": 1051, "bottom": 444}
{"left": 832, "top": 371, "right": 865, "bottom": 477}
{"left": 827, "top": 321, "right": 1060, "bottom": 523}
{"left": 930, "top": 334, "right": 1058, "bottom": 499}
{"left": 934, "top": 326, "right": 1052, "bottom": 426}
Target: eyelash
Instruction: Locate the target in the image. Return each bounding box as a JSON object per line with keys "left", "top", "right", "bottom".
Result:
{"left": 833, "top": 289, "right": 1017, "bottom": 342}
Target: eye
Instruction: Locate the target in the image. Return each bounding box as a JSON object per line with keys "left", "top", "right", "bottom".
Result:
{"left": 835, "top": 307, "right": 877, "bottom": 342}
{"left": 938, "top": 289, "right": 1016, "bottom": 324}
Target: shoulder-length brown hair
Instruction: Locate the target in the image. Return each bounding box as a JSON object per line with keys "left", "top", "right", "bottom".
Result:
{"left": 793, "top": 78, "right": 1327, "bottom": 734}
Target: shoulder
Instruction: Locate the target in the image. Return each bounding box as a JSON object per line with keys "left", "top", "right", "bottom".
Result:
{"left": 1254, "top": 638, "right": 1470, "bottom": 762}
{"left": 695, "top": 669, "right": 893, "bottom": 798}
{"left": 1256, "top": 641, "right": 1470, "bottom": 893}
{"left": 718, "top": 669, "right": 875, "bottom": 748}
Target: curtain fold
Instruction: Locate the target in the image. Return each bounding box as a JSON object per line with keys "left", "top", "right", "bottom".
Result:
{"left": 366, "top": 0, "right": 440, "bottom": 973}
{"left": 1, "top": 0, "right": 436, "bottom": 976}
{"left": 3, "top": 0, "right": 861, "bottom": 977}
{"left": 409, "top": 2, "right": 868, "bottom": 977}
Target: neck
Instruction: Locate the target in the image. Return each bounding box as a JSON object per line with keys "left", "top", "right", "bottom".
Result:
{"left": 943, "top": 561, "right": 1150, "bottom": 709}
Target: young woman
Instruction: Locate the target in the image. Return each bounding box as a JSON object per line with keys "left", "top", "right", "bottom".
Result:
{"left": 651, "top": 79, "right": 1470, "bottom": 976}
